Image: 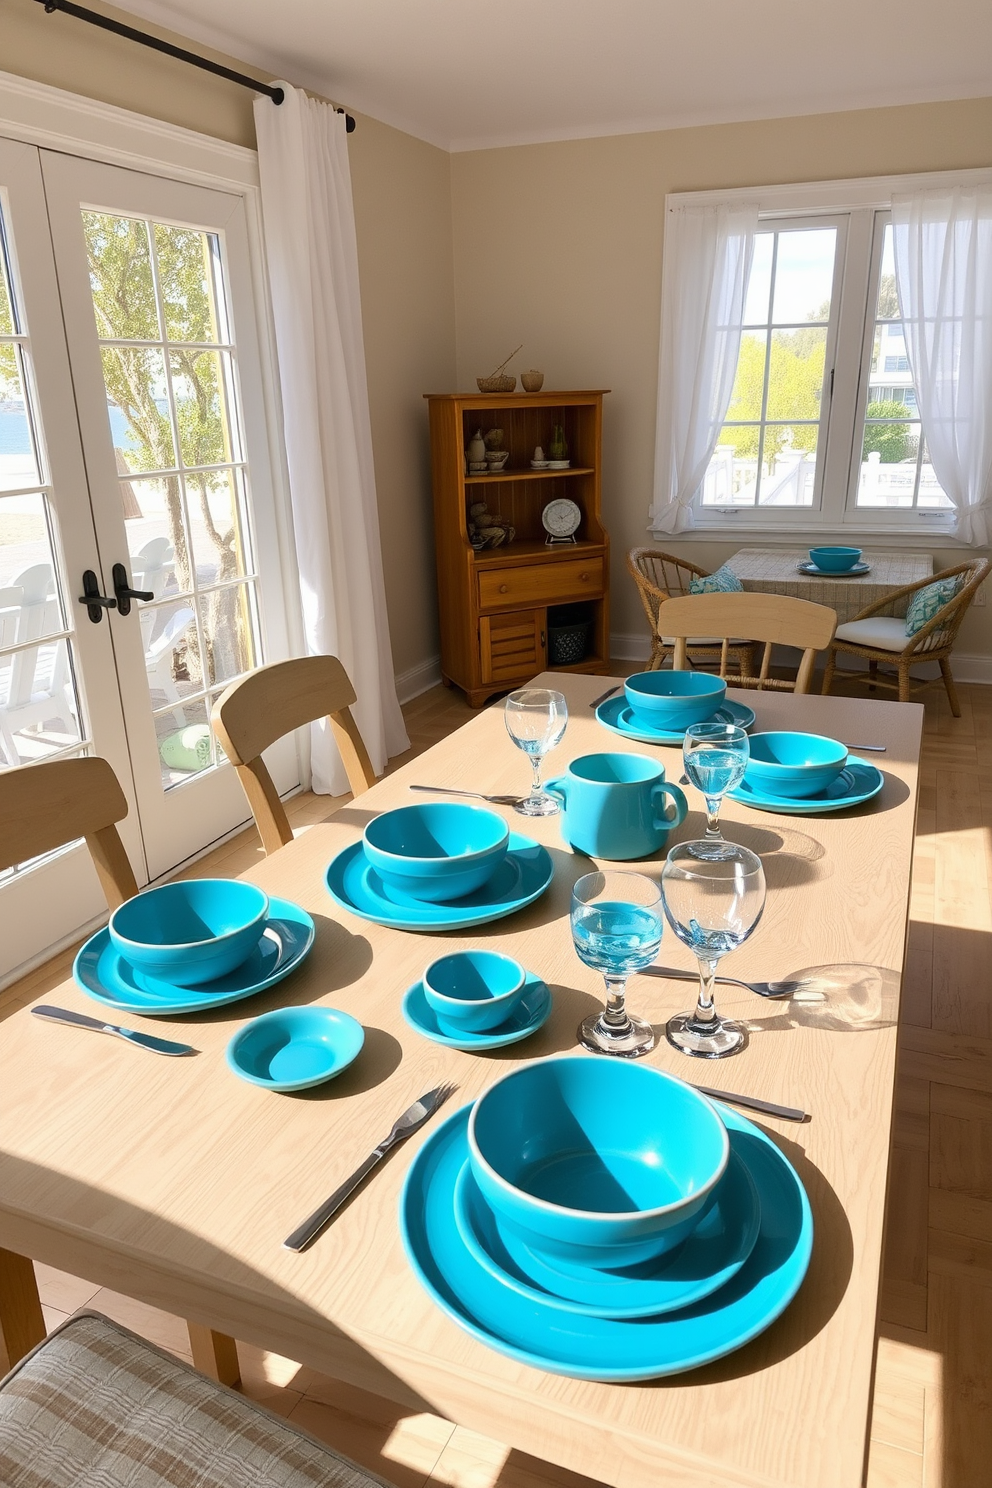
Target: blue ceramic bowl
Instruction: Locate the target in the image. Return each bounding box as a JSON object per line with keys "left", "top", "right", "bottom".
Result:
{"left": 109, "top": 879, "right": 269, "bottom": 986}
{"left": 745, "top": 732, "right": 849, "bottom": 799}
{"left": 226, "top": 1006, "right": 364, "bottom": 1091}
{"left": 624, "top": 671, "right": 727, "bottom": 732}
{"left": 363, "top": 803, "right": 509, "bottom": 904}
{"left": 423, "top": 950, "right": 527, "bottom": 1034}
{"left": 808, "top": 546, "right": 862, "bottom": 572}
{"left": 468, "top": 1057, "right": 729, "bottom": 1268}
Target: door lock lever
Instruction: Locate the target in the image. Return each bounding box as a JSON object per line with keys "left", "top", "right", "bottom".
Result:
{"left": 78, "top": 569, "right": 117, "bottom": 624}
{"left": 112, "top": 562, "right": 154, "bottom": 617}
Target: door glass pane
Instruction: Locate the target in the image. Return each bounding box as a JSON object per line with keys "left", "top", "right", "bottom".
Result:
{"left": 82, "top": 208, "right": 262, "bottom": 792}
{"left": 0, "top": 344, "right": 41, "bottom": 490}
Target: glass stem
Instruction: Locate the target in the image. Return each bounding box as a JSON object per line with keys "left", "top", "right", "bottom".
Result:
{"left": 529, "top": 755, "right": 544, "bottom": 800}
{"left": 692, "top": 957, "right": 720, "bottom": 1028}
{"left": 602, "top": 974, "right": 632, "bottom": 1031}
{"left": 704, "top": 797, "right": 723, "bottom": 838}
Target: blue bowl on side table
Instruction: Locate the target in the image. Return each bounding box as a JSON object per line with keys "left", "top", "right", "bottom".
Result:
{"left": 808, "top": 546, "right": 862, "bottom": 573}
{"left": 109, "top": 879, "right": 269, "bottom": 986}
{"left": 468, "top": 1057, "right": 729, "bottom": 1268}
{"left": 226, "top": 1006, "right": 364, "bottom": 1091}
{"left": 624, "top": 671, "right": 727, "bottom": 732}
{"left": 363, "top": 803, "right": 509, "bottom": 904}
{"left": 745, "top": 732, "right": 849, "bottom": 799}
{"left": 423, "top": 950, "right": 527, "bottom": 1034}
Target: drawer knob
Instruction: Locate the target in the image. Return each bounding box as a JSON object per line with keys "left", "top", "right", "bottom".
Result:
{"left": 499, "top": 584, "right": 509, "bottom": 593}
{"left": 580, "top": 571, "right": 589, "bottom": 581}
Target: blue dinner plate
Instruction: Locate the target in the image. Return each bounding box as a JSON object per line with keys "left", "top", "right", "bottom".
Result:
{"left": 453, "top": 1143, "right": 760, "bottom": 1319}
{"left": 797, "top": 561, "right": 872, "bottom": 576}
{"left": 325, "top": 835, "right": 553, "bottom": 932}
{"left": 596, "top": 694, "right": 755, "bottom": 746}
{"left": 402, "top": 974, "right": 552, "bottom": 1050}
{"left": 399, "top": 1103, "right": 813, "bottom": 1381}
{"left": 727, "top": 758, "right": 884, "bottom": 815}
{"left": 74, "top": 899, "right": 315, "bottom": 1017}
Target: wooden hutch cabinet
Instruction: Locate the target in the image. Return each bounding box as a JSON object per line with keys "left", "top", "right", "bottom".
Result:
{"left": 425, "top": 390, "right": 610, "bottom": 706}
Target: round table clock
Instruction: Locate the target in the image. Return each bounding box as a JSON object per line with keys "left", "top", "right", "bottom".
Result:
{"left": 542, "top": 498, "right": 581, "bottom": 544}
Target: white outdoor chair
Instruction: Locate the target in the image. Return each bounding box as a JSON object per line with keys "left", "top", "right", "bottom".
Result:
{"left": 144, "top": 606, "right": 196, "bottom": 727}
{"left": 0, "top": 565, "right": 78, "bottom": 767}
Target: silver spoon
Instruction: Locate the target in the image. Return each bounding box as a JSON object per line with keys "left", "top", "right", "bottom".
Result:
{"left": 409, "top": 784, "right": 526, "bottom": 807}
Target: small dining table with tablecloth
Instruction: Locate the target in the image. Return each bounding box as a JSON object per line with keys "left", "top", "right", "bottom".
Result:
{"left": 726, "top": 546, "right": 933, "bottom": 624}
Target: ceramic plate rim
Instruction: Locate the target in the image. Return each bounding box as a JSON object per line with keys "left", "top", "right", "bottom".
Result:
{"left": 595, "top": 694, "right": 755, "bottom": 745}
{"left": 797, "top": 560, "right": 871, "bottom": 576}
{"left": 728, "top": 757, "right": 884, "bottom": 813}
{"left": 402, "top": 975, "right": 552, "bottom": 1049}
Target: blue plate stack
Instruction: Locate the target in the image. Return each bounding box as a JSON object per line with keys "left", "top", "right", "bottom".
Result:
{"left": 400, "top": 1058, "right": 813, "bottom": 1380}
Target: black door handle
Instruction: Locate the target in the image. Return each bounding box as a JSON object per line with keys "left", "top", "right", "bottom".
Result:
{"left": 79, "top": 569, "right": 117, "bottom": 624}
{"left": 112, "top": 562, "right": 154, "bottom": 617}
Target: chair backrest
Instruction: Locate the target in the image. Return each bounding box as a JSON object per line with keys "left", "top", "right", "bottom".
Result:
{"left": 903, "top": 557, "right": 991, "bottom": 655}
{"left": 211, "top": 655, "right": 377, "bottom": 855}
{"left": 626, "top": 548, "right": 709, "bottom": 628}
{"left": 659, "top": 592, "right": 837, "bottom": 694}
{"left": 0, "top": 756, "right": 138, "bottom": 908}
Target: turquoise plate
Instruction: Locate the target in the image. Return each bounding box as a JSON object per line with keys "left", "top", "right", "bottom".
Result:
{"left": 727, "top": 758, "right": 884, "bottom": 815}
{"left": 325, "top": 835, "right": 553, "bottom": 932}
{"left": 453, "top": 1143, "right": 760, "bottom": 1319}
{"left": 402, "top": 974, "right": 552, "bottom": 1050}
{"left": 596, "top": 694, "right": 755, "bottom": 746}
{"left": 74, "top": 899, "right": 315, "bottom": 1017}
{"left": 797, "top": 561, "right": 871, "bottom": 576}
{"left": 399, "top": 1103, "right": 813, "bottom": 1381}
{"left": 226, "top": 1005, "right": 364, "bottom": 1091}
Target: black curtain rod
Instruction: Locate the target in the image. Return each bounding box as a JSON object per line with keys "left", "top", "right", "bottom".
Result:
{"left": 34, "top": 0, "right": 356, "bottom": 130}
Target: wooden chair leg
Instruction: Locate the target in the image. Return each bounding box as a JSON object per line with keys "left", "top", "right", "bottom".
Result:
{"left": 868, "top": 659, "right": 878, "bottom": 692}
{"left": 898, "top": 664, "right": 912, "bottom": 704}
{"left": 187, "top": 1323, "right": 241, "bottom": 1388}
{"left": 0, "top": 1249, "right": 46, "bottom": 1373}
{"left": 939, "top": 656, "right": 961, "bottom": 718}
{"left": 821, "top": 648, "right": 837, "bottom": 697}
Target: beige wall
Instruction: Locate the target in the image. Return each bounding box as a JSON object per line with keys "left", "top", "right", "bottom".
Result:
{"left": 0, "top": 0, "right": 453, "bottom": 681}
{"left": 450, "top": 99, "right": 992, "bottom": 664}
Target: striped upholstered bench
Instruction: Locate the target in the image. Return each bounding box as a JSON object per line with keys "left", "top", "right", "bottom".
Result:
{"left": 0, "top": 1311, "right": 392, "bottom": 1487}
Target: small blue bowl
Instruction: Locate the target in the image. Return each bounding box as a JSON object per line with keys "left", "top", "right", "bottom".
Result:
{"left": 109, "top": 879, "right": 269, "bottom": 986}
{"left": 745, "top": 732, "right": 849, "bottom": 799}
{"left": 423, "top": 950, "right": 527, "bottom": 1034}
{"left": 226, "top": 1006, "right": 364, "bottom": 1091}
{"left": 808, "top": 546, "right": 862, "bottom": 572}
{"left": 624, "top": 671, "right": 727, "bottom": 732}
{"left": 363, "top": 803, "right": 509, "bottom": 904}
{"left": 468, "top": 1057, "right": 729, "bottom": 1268}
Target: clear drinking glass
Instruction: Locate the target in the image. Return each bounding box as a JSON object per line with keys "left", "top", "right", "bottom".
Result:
{"left": 682, "top": 723, "right": 749, "bottom": 860}
{"left": 504, "top": 688, "right": 568, "bottom": 816}
{"left": 660, "top": 841, "right": 766, "bottom": 1058}
{"left": 572, "top": 871, "right": 663, "bottom": 1058}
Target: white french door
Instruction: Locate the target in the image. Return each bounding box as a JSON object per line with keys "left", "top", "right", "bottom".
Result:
{"left": 0, "top": 139, "right": 297, "bottom": 980}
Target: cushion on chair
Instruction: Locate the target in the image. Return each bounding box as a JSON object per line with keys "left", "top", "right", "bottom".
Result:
{"left": 688, "top": 563, "right": 743, "bottom": 594}
{"left": 0, "top": 1312, "right": 391, "bottom": 1488}
{"left": 834, "top": 617, "right": 911, "bottom": 652}
{"left": 904, "top": 575, "right": 963, "bottom": 636}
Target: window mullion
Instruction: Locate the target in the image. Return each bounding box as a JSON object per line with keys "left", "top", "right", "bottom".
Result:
{"left": 824, "top": 207, "right": 877, "bottom": 526}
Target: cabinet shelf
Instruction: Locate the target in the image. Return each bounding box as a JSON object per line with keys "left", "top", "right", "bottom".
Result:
{"left": 465, "top": 466, "right": 594, "bottom": 485}
{"left": 471, "top": 539, "right": 605, "bottom": 567}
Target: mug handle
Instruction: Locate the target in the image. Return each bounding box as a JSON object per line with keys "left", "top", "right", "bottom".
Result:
{"left": 651, "top": 780, "right": 688, "bottom": 830}
{"left": 543, "top": 776, "right": 567, "bottom": 807}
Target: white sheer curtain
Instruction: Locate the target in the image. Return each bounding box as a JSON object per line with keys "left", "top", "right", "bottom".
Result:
{"left": 891, "top": 185, "right": 992, "bottom": 547}
{"left": 651, "top": 202, "right": 758, "bottom": 534}
{"left": 254, "top": 84, "right": 408, "bottom": 794}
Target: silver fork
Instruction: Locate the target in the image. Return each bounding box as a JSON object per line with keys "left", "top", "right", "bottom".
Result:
{"left": 639, "top": 965, "right": 810, "bottom": 999}
{"left": 283, "top": 1083, "right": 457, "bottom": 1252}
{"left": 409, "top": 784, "right": 525, "bottom": 807}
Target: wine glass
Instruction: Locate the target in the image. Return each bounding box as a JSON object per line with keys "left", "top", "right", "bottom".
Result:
{"left": 504, "top": 688, "right": 568, "bottom": 816}
{"left": 660, "top": 841, "right": 766, "bottom": 1058}
{"left": 682, "top": 723, "right": 749, "bottom": 860}
{"left": 571, "top": 871, "right": 663, "bottom": 1058}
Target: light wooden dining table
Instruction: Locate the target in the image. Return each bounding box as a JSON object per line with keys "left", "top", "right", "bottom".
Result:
{"left": 0, "top": 673, "right": 923, "bottom": 1488}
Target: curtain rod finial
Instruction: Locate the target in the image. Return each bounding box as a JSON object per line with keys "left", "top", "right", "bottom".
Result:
{"left": 271, "top": 86, "right": 285, "bottom": 105}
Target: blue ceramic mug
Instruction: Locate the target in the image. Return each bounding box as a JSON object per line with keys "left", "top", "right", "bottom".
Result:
{"left": 545, "top": 753, "right": 688, "bottom": 860}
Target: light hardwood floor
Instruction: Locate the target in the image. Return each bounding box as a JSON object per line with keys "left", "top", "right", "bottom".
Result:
{"left": 5, "top": 672, "right": 990, "bottom": 1488}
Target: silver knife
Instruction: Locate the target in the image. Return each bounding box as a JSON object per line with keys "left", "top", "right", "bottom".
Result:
{"left": 284, "top": 1082, "right": 456, "bottom": 1252}
{"left": 32, "top": 1005, "right": 196, "bottom": 1057}
{"left": 589, "top": 684, "right": 620, "bottom": 709}
{"left": 689, "top": 1083, "right": 808, "bottom": 1123}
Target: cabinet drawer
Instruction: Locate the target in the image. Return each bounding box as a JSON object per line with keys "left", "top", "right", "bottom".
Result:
{"left": 479, "top": 556, "right": 604, "bottom": 611}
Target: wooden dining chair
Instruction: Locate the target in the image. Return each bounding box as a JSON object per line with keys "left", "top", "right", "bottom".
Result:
{"left": 658, "top": 592, "right": 838, "bottom": 694}
{"left": 821, "top": 558, "right": 989, "bottom": 718}
{"left": 212, "top": 655, "right": 376, "bottom": 855}
{"left": 626, "top": 548, "right": 753, "bottom": 674}
{"left": 0, "top": 756, "right": 240, "bottom": 1389}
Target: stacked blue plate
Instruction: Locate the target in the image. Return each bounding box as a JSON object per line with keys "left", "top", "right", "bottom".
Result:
{"left": 400, "top": 1060, "right": 812, "bottom": 1380}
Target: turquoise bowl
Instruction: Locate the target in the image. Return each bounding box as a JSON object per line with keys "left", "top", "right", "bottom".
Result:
{"left": 109, "top": 879, "right": 269, "bottom": 986}
{"left": 808, "top": 546, "right": 862, "bottom": 572}
{"left": 745, "top": 732, "right": 849, "bottom": 799}
{"left": 363, "top": 803, "right": 509, "bottom": 904}
{"left": 468, "top": 1057, "right": 729, "bottom": 1268}
{"left": 624, "top": 671, "right": 727, "bottom": 732}
{"left": 423, "top": 950, "right": 527, "bottom": 1034}
{"left": 226, "top": 1006, "right": 364, "bottom": 1091}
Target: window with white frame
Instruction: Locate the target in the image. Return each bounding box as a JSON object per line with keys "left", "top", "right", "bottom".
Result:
{"left": 661, "top": 174, "right": 992, "bottom": 536}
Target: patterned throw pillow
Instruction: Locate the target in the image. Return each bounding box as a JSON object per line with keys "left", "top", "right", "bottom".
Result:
{"left": 689, "top": 563, "right": 743, "bottom": 595}
{"left": 905, "top": 576, "right": 963, "bottom": 636}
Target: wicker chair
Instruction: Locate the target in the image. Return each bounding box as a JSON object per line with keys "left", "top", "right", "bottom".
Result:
{"left": 626, "top": 548, "right": 752, "bottom": 673}
{"left": 821, "top": 558, "right": 990, "bottom": 717}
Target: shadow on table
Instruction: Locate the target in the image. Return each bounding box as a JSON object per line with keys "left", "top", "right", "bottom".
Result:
{"left": 742, "top": 963, "right": 900, "bottom": 1037}
{"left": 476, "top": 983, "right": 605, "bottom": 1062}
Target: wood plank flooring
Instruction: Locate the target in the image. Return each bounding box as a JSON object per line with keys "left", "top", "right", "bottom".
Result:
{"left": 7, "top": 672, "right": 990, "bottom": 1487}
